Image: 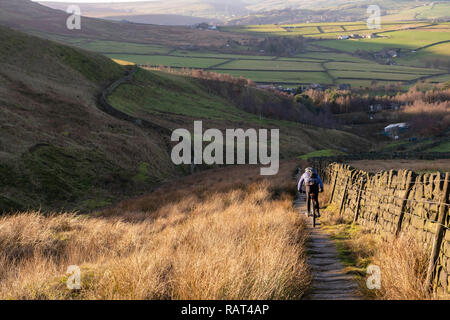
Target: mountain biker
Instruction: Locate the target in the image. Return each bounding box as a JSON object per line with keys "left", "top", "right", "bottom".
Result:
{"left": 297, "top": 167, "right": 324, "bottom": 217}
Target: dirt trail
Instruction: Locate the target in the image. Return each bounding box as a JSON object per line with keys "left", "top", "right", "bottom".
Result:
{"left": 294, "top": 194, "right": 362, "bottom": 300}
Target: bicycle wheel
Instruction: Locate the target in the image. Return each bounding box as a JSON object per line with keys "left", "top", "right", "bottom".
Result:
{"left": 313, "top": 205, "right": 317, "bottom": 228}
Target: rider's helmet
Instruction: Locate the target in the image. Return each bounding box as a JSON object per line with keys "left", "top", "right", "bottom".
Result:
{"left": 305, "top": 167, "right": 313, "bottom": 173}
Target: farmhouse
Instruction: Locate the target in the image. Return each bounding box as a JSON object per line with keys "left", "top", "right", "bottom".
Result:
{"left": 383, "top": 122, "right": 409, "bottom": 138}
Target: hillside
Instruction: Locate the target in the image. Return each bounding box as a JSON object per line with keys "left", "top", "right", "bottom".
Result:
{"left": 0, "top": 160, "right": 312, "bottom": 300}
{"left": 2, "top": 0, "right": 447, "bottom": 304}
{"left": 0, "top": 25, "right": 178, "bottom": 213}
{"left": 106, "top": 68, "right": 369, "bottom": 159}
{"left": 39, "top": 0, "right": 446, "bottom": 25}
{"left": 0, "top": 0, "right": 248, "bottom": 47}
{"left": 0, "top": 25, "right": 369, "bottom": 213}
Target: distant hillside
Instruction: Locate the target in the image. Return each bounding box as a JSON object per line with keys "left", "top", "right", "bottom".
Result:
{"left": 39, "top": 0, "right": 248, "bottom": 20}
{"left": 0, "top": 0, "right": 248, "bottom": 47}
{"left": 38, "top": 0, "right": 446, "bottom": 25}
{"left": 227, "top": 1, "right": 449, "bottom": 25}
{"left": 103, "top": 14, "right": 220, "bottom": 26}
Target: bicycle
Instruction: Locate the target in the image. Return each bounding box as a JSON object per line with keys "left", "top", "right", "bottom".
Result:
{"left": 302, "top": 190, "right": 320, "bottom": 228}
{"left": 310, "top": 192, "right": 319, "bottom": 228}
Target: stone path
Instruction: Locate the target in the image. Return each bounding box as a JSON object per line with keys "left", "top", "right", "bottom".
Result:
{"left": 294, "top": 194, "right": 362, "bottom": 300}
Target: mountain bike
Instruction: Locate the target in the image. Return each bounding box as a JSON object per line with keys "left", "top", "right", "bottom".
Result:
{"left": 305, "top": 191, "right": 320, "bottom": 228}
{"left": 311, "top": 193, "right": 319, "bottom": 228}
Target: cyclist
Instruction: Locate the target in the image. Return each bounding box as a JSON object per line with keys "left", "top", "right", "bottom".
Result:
{"left": 297, "top": 167, "right": 324, "bottom": 217}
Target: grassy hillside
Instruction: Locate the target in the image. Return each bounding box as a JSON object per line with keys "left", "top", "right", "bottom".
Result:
{"left": 0, "top": 26, "right": 178, "bottom": 213}
{"left": 107, "top": 68, "right": 369, "bottom": 160}
{"left": 8, "top": 1, "right": 446, "bottom": 89}
{"left": 0, "top": 160, "right": 311, "bottom": 300}
{"left": 0, "top": 25, "right": 369, "bottom": 213}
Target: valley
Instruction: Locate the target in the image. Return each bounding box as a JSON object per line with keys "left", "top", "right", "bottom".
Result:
{"left": 0, "top": 0, "right": 449, "bottom": 302}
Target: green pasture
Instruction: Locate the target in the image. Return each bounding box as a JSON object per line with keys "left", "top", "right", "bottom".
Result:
{"left": 105, "top": 54, "right": 227, "bottom": 68}
{"left": 416, "top": 3, "right": 450, "bottom": 19}
{"left": 425, "top": 142, "right": 450, "bottom": 153}
{"left": 329, "top": 70, "right": 423, "bottom": 81}
{"left": 294, "top": 52, "right": 373, "bottom": 63}
{"left": 170, "top": 50, "right": 276, "bottom": 60}
{"left": 276, "top": 57, "right": 329, "bottom": 63}
{"left": 216, "top": 59, "right": 324, "bottom": 71}
{"left": 427, "top": 74, "right": 450, "bottom": 83}
{"left": 319, "top": 29, "right": 450, "bottom": 53}
{"left": 325, "top": 61, "right": 441, "bottom": 75}
{"left": 224, "top": 21, "right": 430, "bottom": 39}
{"left": 108, "top": 69, "right": 252, "bottom": 121}
{"left": 395, "top": 42, "right": 450, "bottom": 68}
{"left": 77, "top": 40, "right": 170, "bottom": 55}
{"left": 212, "top": 69, "right": 333, "bottom": 84}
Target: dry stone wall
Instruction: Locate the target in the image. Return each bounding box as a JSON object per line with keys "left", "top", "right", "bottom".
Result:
{"left": 325, "top": 163, "right": 450, "bottom": 298}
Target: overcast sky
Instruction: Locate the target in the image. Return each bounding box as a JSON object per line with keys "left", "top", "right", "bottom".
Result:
{"left": 35, "top": 0, "right": 158, "bottom": 3}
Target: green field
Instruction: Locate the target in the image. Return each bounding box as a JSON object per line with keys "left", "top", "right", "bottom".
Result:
{"left": 328, "top": 70, "right": 422, "bottom": 81}
{"left": 213, "top": 69, "right": 333, "bottom": 84}
{"left": 426, "top": 142, "right": 450, "bottom": 153}
{"left": 56, "top": 20, "right": 450, "bottom": 89}
{"left": 170, "top": 50, "right": 275, "bottom": 60}
{"left": 383, "top": 2, "right": 450, "bottom": 21}
{"left": 77, "top": 40, "right": 171, "bottom": 55}
{"left": 396, "top": 42, "right": 450, "bottom": 68}
{"left": 325, "top": 61, "right": 441, "bottom": 75}
{"left": 223, "top": 22, "right": 432, "bottom": 39}
{"left": 217, "top": 59, "right": 324, "bottom": 71}
{"left": 418, "top": 3, "right": 450, "bottom": 19}
{"left": 319, "top": 29, "right": 450, "bottom": 53}
{"left": 105, "top": 54, "right": 227, "bottom": 68}
{"left": 109, "top": 69, "right": 255, "bottom": 121}
{"left": 427, "top": 74, "right": 450, "bottom": 83}
{"left": 294, "top": 52, "right": 369, "bottom": 63}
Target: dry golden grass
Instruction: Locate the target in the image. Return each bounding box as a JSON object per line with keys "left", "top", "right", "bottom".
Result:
{"left": 319, "top": 187, "right": 432, "bottom": 300}
{"left": 0, "top": 161, "right": 311, "bottom": 300}
{"left": 371, "top": 235, "right": 431, "bottom": 300}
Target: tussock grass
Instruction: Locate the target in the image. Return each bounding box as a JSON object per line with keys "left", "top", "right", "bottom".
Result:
{"left": 0, "top": 163, "right": 311, "bottom": 300}
{"left": 320, "top": 186, "right": 432, "bottom": 300}
{"left": 370, "top": 235, "right": 431, "bottom": 300}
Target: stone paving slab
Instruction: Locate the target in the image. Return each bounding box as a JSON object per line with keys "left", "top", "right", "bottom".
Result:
{"left": 295, "top": 195, "right": 362, "bottom": 300}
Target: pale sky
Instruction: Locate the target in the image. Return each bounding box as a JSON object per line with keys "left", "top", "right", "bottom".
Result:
{"left": 35, "top": 0, "right": 158, "bottom": 3}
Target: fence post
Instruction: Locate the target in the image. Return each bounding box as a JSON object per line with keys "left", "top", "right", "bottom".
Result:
{"left": 339, "top": 175, "right": 350, "bottom": 217}
{"left": 425, "top": 173, "right": 450, "bottom": 293}
{"left": 353, "top": 177, "right": 365, "bottom": 224}
{"left": 395, "top": 172, "right": 415, "bottom": 237}
{"left": 330, "top": 167, "right": 339, "bottom": 204}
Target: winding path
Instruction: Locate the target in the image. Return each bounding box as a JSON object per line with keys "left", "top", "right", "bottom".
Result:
{"left": 294, "top": 194, "right": 362, "bottom": 300}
